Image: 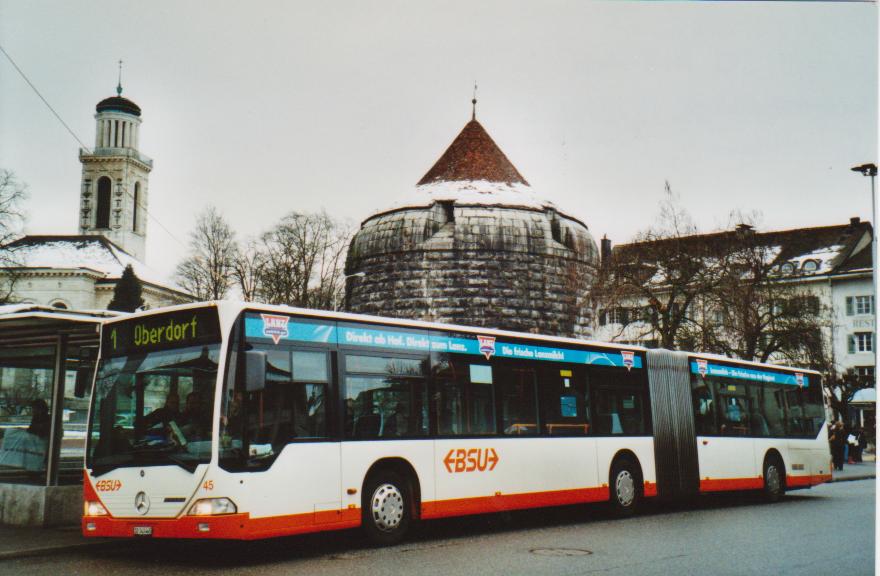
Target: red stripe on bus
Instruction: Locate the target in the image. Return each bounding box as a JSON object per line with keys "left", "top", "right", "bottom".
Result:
{"left": 421, "top": 486, "right": 610, "bottom": 519}
{"left": 699, "top": 477, "right": 764, "bottom": 492}
{"left": 786, "top": 474, "right": 832, "bottom": 488}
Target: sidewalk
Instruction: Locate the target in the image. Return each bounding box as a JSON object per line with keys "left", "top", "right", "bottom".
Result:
{"left": 830, "top": 460, "right": 877, "bottom": 483}
{"left": 0, "top": 524, "right": 118, "bottom": 561}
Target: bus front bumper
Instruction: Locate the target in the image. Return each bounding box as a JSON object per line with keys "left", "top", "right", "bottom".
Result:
{"left": 82, "top": 513, "right": 251, "bottom": 540}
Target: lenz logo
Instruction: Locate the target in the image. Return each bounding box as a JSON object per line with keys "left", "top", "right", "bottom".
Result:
{"left": 261, "top": 314, "right": 290, "bottom": 345}
{"left": 95, "top": 479, "right": 122, "bottom": 492}
{"left": 443, "top": 448, "right": 499, "bottom": 473}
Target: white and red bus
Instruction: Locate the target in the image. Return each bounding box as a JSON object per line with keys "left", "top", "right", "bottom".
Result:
{"left": 81, "top": 301, "right": 831, "bottom": 543}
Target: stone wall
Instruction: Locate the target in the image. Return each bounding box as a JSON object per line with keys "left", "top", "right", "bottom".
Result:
{"left": 346, "top": 204, "right": 597, "bottom": 338}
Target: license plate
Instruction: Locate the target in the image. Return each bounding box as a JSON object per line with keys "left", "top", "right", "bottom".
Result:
{"left": 133, "top": 526, "right": 153, "bottom": 537}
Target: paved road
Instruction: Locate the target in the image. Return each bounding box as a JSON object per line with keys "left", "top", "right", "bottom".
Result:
{"left": 1, "top": 480, "right": 874, "bottom": 576}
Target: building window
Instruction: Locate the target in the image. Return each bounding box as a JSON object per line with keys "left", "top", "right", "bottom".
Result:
{"left": 802, "top": 260, "right": 819, "bottom": 273}
{"left": 132, "top": 182, "right": 140, "bottom": 232}
{"left": 781, "top": 262, "right": 795, "bottom": 274}
{"left": 846, "top": 295, "right": 874, "bottom": 316}
{"left": 96, "top": 176, "right": 111, "bottom": 229}
{"left": 856, "top": 366, "right": 875, "bottom": 379}
{"left": 50, "top": 301, "right": 67, "bottom": 310}
{"left": 849, "top": 332, "right": 874, "bottom": 353}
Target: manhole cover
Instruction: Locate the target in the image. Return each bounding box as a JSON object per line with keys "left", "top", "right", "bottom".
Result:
{"left": 530, "top": 548, "right": 593, "bottom": 557}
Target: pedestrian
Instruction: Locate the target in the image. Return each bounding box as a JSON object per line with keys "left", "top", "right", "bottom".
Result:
{"left": 852, "top": 427, "right": 866, "bottom": 463}
{"left": 829, "top": 421, "right": 846, "bottom": 471}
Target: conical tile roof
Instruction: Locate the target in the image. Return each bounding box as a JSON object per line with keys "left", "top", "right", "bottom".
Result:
{"left": 418, "top": 120, "right": 529, "bottom": 186}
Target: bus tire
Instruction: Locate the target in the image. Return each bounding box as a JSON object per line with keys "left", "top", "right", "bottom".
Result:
{"left": 362, "top": 470, "right": 412, "bottom": 546}
{"left": 762, "top": 455, "right": 785, "bottom": 503}
{"left": 609, "top": 456, "right": 642, "bottom": 518}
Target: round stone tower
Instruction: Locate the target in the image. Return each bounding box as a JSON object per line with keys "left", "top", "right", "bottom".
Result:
{"left": 345, "top": 114, "right": 599, "bottom": 338}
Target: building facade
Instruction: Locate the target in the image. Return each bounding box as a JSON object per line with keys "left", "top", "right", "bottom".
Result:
{"left": 345, "top": 113, "right": 598, "bottom": 338}
{"left": 594, "top": 219, "right": 875, "bottom": 426}
{"left": 3, "top": 86, "right": 191, "bottom": 310}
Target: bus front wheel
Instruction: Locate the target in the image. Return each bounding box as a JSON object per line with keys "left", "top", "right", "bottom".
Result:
{"left": 362, "top": 471, "right": 412, "bottom": 546}
{"left": 609, "top": 457, "right": 642, "bottom": 518}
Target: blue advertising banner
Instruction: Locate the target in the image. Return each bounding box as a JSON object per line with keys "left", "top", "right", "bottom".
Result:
{"left": 690, "top": 359, "right": 808, "bottom": 387}
{"left": 245, "top": 313, "right": 642, "bottom": 369}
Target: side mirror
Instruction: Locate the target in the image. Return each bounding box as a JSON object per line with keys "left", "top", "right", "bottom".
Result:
{"left": 244, "top": 350, "right": 267, "bottom": 392}
{"left": 75, "top": 347, "right": 98, "bottom": 398}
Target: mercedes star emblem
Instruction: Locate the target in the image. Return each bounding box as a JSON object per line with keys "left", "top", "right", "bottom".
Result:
{"left": 134, "top": 491, "right": 150, "bottom": 515}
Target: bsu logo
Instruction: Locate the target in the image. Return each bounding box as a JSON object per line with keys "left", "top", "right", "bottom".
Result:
{"left": 444, "top": 448, "right": 499, "bottom": 473}
{"left": 261, "top": 314, "right": 290, "bottom": 345}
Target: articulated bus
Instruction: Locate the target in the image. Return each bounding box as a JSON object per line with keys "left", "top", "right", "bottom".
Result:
{"left": 81, "top": 301, "right": 830, "bottom": 543}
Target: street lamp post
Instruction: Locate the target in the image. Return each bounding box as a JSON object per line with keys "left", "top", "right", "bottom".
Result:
{"left": 851, "top": 163, "right": 877, "bottom": 387}
{"left": 333, "top": 271, "right": 366, "bottom": 311}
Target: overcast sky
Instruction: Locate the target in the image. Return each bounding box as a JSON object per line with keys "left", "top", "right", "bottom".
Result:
{"left": 1, "top": 1, "right": 876, "bottom": 280}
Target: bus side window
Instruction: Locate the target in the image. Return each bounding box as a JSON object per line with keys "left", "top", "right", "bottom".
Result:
{"left": 591, "top": 368, "right": 646, "bottom": 436}
{"left": 344, "top": 354, "right": 428, "bottom": 440}
{"left": 690, "top": 375, "right": 717, "bottom": 435}
{"left": 539, "top": 365, "right": 589, "bottom": 436}
{"left": 433, "top": 356, "right": 495, "bottom": 436}
{"left": 495, "top": 363, "right": 538, "bottom": 435}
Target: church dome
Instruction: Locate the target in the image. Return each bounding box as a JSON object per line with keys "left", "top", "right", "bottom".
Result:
{"left": 345, "top": 114, "right": 599, "bottom": 338}
{"left": 96, "top": 96, "right": 141, "bottom": 117}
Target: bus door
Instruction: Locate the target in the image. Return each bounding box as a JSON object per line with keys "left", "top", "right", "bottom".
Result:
{"left": 695, "top": 378, "right": 757, "bottom": 487}
{"left": 239, "top": 344, "right": 342, "bottom": 524}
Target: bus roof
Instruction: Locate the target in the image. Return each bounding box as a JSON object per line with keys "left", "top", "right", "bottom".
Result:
{"left": 106, "top": 300, "right": 819, "bottom": 376}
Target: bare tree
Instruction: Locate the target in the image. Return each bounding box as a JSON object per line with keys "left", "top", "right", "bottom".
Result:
{"left": 707, "top": 220, "right": 829, "bottom": 364}
{"left": 599, "top": 183, "right": 726, "bottom": 349}
{"left": 0, "top": 169, "right": 29, "bottom": 303}
{"left": 174, "top": 206, "right": 237, "bottom": 300}
{"left": 256, "top": 211, "right": 352, "bottom": 309}
{"left": 232, "top": 238, "right": 264, "bottom": 302}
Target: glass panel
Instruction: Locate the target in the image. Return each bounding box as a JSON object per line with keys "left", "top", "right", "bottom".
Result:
{"left": 434, "top": 356, "right": 495, "bottom": 436}
{"left": 0, "top": 346, "right": 55, "bottom": 483}
{"left": 498, "top": 366, "right": 537, "bottom": 435}
{"left": 540, "top": 366, "right": 590, "bottom": 436}
{"left": 87, "top": 344, "right": 219, "bottom": 474}
{"left": 292, "top": 351, "right": 327, "bottom": 382}
{"left": 714, "top": 379, "right": 750, "bottom": 436}
{"left": 345, "top": 375, "right": 427, "bottom": 438}
{"left": 346, "top": 355, "right": 423, "bottom": 376}
{"left": 691, "top": 374, "right": 717, "bottom": 435}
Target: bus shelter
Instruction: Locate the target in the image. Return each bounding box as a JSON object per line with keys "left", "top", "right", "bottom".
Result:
{"left": 0, "top": 305, "right": 120, "bottom": 526}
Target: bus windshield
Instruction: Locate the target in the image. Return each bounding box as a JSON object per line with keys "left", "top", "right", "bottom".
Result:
{"left": 86, "top": 308, "right": 222, "bottom": 475}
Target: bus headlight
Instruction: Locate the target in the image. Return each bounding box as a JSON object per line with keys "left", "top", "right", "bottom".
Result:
{"left": 188, "top": 497, "right": 237, "bottom": 516}
{"left": 84, "top": 500, "right": 108, "bottom": 516}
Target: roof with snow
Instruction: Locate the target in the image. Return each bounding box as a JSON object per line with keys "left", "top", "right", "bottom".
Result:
{"left": 613, "top": 219, "right": 873, "bottom": 280}
{"left": 374, "top": 117, "right": 583, "bottom": 220}
{"left": 4, "top": 235, "right": 187, "bottom": 294}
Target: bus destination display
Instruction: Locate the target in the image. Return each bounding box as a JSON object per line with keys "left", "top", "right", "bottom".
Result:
{"left": 102, "top": 308, "right": 221, "bottom": 356}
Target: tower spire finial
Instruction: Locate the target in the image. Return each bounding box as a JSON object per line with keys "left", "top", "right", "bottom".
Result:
{"left": 471, "top": 82, "right": 478, "bottom": 121}
{"left": 116, "top": 59, "right": 123, "bottom": 96}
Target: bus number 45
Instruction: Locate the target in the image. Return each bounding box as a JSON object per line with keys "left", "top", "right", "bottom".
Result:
{"left": 444, "top": 448, "right": 499, "bottom": 473}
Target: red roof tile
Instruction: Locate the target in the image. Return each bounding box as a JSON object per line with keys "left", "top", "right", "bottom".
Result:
{"left": 418, "top": 120, "right": 529, "bottom": 186}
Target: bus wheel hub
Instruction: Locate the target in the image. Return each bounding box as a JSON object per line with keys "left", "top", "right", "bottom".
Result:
{"left": 371, "top": 483, "right": 404, "bottom": 532}
{"left": 616, "top": 471, "right": 635, "bottom": 506}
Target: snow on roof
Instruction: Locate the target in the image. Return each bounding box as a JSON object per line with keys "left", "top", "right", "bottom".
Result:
{"left": 388, "top": 179, "right": 553, "bottom": 211}
{"left": 8, "top": 235, "right": 185, "bottom": 293}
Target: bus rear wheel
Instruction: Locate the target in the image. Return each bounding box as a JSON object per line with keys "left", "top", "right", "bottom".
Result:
{"left": 762, "top": 456, "right": 785, "bottom": 503}
{"left": 362, "top": 471, "right": 412, "bottom": 546}
{"left": 609, "top": 457, "right": 642, "bottom": 517}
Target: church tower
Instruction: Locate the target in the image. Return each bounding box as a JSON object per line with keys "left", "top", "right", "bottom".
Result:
{"left": 78, "top": 75, "right": 152, "bottom": 261}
